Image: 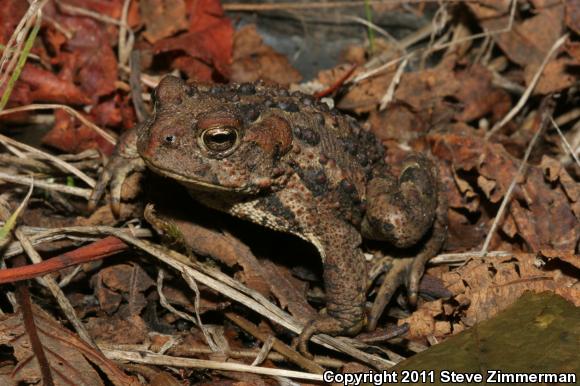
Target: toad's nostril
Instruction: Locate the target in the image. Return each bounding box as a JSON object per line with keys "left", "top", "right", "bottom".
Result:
{"left": 164, "top": 134, "right": 178, "bottom": 146}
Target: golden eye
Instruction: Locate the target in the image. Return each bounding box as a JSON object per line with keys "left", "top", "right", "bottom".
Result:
{"left": 201, "top": 127, "right": 239, "bottom": 153}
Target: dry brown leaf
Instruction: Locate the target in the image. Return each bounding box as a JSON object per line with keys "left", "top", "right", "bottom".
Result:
{"left": 470, "top": 1, "right": 563, "bottom": 67}
{"left": 141, "top": 0, "right": 189, "bottom": 43}
{"left": 441, "top": 254, "right": 579, "bottom": 330}
{"left": 468, "top": 1, "right": 573, "bottom": 94}
{"left": 524, "top": 57, "right": 577, "bottom": 94}
{"left": 260, "top": 260, "right": 317, "bottom": 324}
{"left": 0, "top": 305, "right": 138, "bottom": 385}
{"left": 430, "top": 132, "right": 579, "bottom": 253}
{"left": 85, "top": 314, "right": 148, "bottom": 345}
{"left": 95, "top": 264, "right": 154, "bottom": 317}
{"left": 454, "top": 65, "right": 511, "bottom": 122}
{"left": 230, "top": 24, "right": 302, "bottom": 86}
{"left": 540, "top": 155, "right": 580, "bottom": 203}
{"left": 337, "top": 71, "right": 394, "bottom": 113}
{"left": 369, "top": 103, "right": 428, "bottom": 142}
{"left": 398, "top": 299, "right": 450, "bottom": 339}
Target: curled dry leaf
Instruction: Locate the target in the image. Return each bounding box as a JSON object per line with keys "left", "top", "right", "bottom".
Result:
{"left": 441, "top": 253, "right": 579, "bottom": 329}
{"left": 399, "top": 299, "right": 449, "bottom": 339}
{"left": 430, "top": 132, "right": 579, "bottom": 253}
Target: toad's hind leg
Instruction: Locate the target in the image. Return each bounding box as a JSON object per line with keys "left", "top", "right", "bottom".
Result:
{"left": 361, "top": 154, "right": 447, "bottom": 330}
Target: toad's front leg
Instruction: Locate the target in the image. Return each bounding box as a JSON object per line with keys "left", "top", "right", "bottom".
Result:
{"left": 89, "top": 128, "right": 145, "bottom": 216}
{"left": 297, "top": 220, "right": 367, "bottom": 358}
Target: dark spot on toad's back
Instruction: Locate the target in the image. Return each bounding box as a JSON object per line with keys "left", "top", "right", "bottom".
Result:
{"left": 340, "top": 179, "right": 356, "bottom": 194}
{"left": 276, "top": 101, "right": 299, "bottom": 112}
{"left": 239, "top": 104, "right": 260, "bottom": 123}
{"left": 210, "top": 85, "right": 224, "bottom": 94}
{"left": 186, "top": 85, "right": 197, "bottom": 96}
{"left": 293, "top": 166, "right": 328, "bottom": 196}
{"left": 239, "top": 83, "right": 256, "bottom": 95}
{"left": 357, "top": 153, "right": 369, "bottom": 166}
{"left": 293, "top": 126, "right": 320, "bottom": 146}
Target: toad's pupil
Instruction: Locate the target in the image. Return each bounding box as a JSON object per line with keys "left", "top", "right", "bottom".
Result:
{"left": 204, "top": 129, "right": 237, "bottom": 151}
{"left": 165, "top": 135, "right": 176, "bottom": 143}
{"left": 211, "top": 133, "right": 232, "bottom": 143}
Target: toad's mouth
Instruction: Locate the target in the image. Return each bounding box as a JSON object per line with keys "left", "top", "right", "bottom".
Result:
{"left": 143, "top": 159, "right": 246, "bottom": 193}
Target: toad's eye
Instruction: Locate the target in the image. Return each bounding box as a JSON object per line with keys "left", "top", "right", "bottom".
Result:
{"left": 201, "top": 127, "right": 239, "bottom": 153}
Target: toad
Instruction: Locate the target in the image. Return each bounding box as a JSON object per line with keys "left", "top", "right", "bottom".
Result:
{"left": 90, "top": 76, "right": 447, "bottom": 357}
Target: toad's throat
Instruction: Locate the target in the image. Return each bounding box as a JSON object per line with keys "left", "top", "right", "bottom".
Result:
{"left": 143, "top": 159, "right": 247, "bottom": 193}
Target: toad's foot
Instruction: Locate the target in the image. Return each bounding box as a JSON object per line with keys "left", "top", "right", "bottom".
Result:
{"left": 296, "top": 315, "right": 365, "bottom": 359}
{"left": 367, "top": 199, "right": 447, "bottom": 330}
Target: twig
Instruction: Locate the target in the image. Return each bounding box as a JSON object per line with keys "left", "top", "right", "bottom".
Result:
{"left": 0, "top": 0, "right": 48, "bottom": 87}
{"left": 353, "top": 0, "right": 517, "bottom": 84}
{"left": 480, "top": 97, "right": 556, "bottom": 256}
{"left": 485, "top": 34, "right": 568, "bottom": 140}
{"left": 421, "top": 0, "right": 450, "bottom": 69}
{"left": 56, "top": 0, "right": 130, "bottom": 29}
{"left": 156, "top": 270, "right": 220, "bottom": 352}
{"left": 379, "top": 54, "right": 409, "bottom": 110}
{"left": 3, "top": 226, "right": 152, "bottom": 259}
{"left": 14, "top": 228, "right": 97, "bottom": 348}
{"left": 353, "top": 54, "right": 409, "bottom": 84}
{"left": 0, "top": 171, "right": 92, "bottom": 198}
{"left": 0, "top": 7, "right": 42, "bottom": 111}
{"left": 554, "top": 108, "right": 580, "bottom": 127}
{"left": 342, "top": 15, "right": 402, "bottom": 51}
{"left": 429, "top": 251, "right": 513, "bottom": 265}
{"left": 223, "top": 0, "right": 474, "bottom": 12}
{"left": 118, "top": 0, "right": 133, "bottom": 67}
{"left": 0, "top": 179, "right": 34, "bottom": 249}
{"left": 430, "top": 0, "right": 517, "bottom": 54}
{"left": 0, "top": 133, "right": 96, "bottom": 187}
{"left": 129, "top": 50, "right": 147, "bottom": 122}
{"left": 103, "top": 342, "right": 345, "bottom": 368}
{"left": 15, "top": 276, "right": 55, "bottom": 386}
{"left": 0, "top": 104, "right": 116, "bottom": 145}
{"left": 251, "top": 336, "right": 275, "bottom": 366}
{"left": 102, "top": 349, "right": 324, "bottom": 381}
{"left": 225, "top": 312, "right": 325, "bottom": 374}
{"left": 551, "top": 117, "right": 580, "bottom": 167}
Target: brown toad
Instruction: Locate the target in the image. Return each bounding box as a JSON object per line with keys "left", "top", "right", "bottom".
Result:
{"left": 90, "top": 75, "right": 447, "bottom": 357}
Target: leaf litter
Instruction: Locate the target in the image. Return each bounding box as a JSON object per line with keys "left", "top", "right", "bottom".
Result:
{"left": 0, "top": 0, "right": 578, "bottom": 384}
